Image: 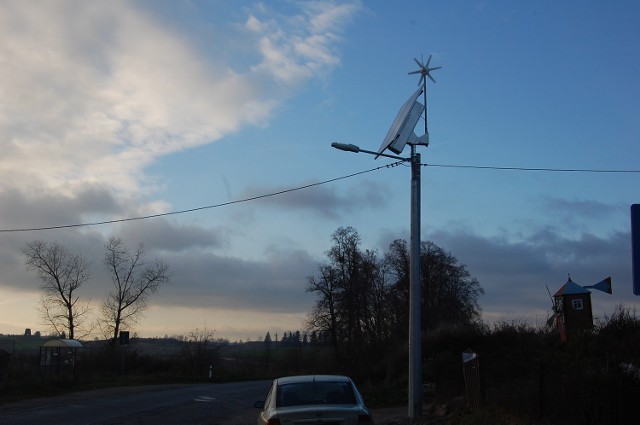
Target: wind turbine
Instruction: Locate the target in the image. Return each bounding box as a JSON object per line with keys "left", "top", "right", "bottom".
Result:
{"left": 408, "top": 54, "right": 441, "bottom": 141}
{"left": 409, "top": 54, "right": 442, "bottom": 86}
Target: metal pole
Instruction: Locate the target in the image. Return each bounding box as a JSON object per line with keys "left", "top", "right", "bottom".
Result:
{"left": 408, "top": 146, "right": 422, "bottom": 418}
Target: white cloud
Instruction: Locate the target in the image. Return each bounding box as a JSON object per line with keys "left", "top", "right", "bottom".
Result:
{"left": 246, "top": 1, "right": 361, "bottom": 85}
{"left": 307, "top": 1, "right": 361, "bottom": 34}
{"left": 0, "top": 0, "right": 361, "bottom": 201}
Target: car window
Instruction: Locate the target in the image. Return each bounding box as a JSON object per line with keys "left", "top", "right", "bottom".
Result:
{"left": 277, "top": 381, "right": 357, "bottom": 407}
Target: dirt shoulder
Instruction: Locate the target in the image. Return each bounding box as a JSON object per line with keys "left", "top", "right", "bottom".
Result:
{"left": 371, "top": 406, "right": 409, "bottom": 424}
{"left": 371, "top": 403, "right": 544, "bottom": 425}
{"left": 370, "top": 398, "right": 475, "bottom": 425}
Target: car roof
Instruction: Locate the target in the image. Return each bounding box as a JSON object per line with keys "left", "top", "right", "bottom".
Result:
{"left": 275, "top": 375, "right": 352, "bottom": 385}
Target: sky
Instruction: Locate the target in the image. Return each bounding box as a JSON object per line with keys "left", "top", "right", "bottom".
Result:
{"left": 1, "top": 0, "right": 639, "bottom": 342}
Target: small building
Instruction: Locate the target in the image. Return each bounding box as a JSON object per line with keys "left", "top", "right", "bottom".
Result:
{"left": 40, "top": 338, "right": 83, "bottom": 375}
{"left": 552, "top": 277, "right": 594, "bottom": 341}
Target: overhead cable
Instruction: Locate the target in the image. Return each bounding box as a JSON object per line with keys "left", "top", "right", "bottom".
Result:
{"left": 0, "top": 161, "right": 403, "bottom": 233}
{"left": 1, "top": 160, "right": 638, "bottom": 233}
{"left": 425, "top": 163, "right": 640, "bottom": 173}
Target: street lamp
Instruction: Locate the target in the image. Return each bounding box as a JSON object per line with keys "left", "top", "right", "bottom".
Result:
{"left": 330, "top": 142, "right": 406, "bottom": 160}
{"left": 331, "top": 140, "right": 423, "bottom": 418}
{"left": 331, "top": 55, "right": 438, "bottom": 419}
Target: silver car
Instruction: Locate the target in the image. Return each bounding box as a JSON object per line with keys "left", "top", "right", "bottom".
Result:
{"left": 254, "top": 374, "right": 374, "bottom": 424}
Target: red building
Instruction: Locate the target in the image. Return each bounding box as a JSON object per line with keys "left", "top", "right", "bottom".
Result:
{"left": 551, "top": 277, "right": 594, "bottom": 341}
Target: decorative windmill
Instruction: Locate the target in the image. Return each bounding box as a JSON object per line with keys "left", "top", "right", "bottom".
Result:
{"left": 547, "top": 275, "right": 612, "bottom": 341}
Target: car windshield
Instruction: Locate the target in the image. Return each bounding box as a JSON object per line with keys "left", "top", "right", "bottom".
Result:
{"left": 277, "top": 381, "right": 357, "bottom": 407}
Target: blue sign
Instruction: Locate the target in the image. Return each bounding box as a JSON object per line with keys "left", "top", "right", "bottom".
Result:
{"left": 632, "top": 204, "right": 640, "bottom": 295}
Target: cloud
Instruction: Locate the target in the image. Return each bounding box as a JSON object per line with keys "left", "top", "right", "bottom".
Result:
{"left": 245, "top": 1, "right": 361, "bottom": 85}
{"left": 0, "top": 1, "right": 361, "bottom": 200}
{"left": 430, "top": 226, "right": 633, "bottom": 322}
{"left": 3, "top": 207, "right": 635, "bottom": 338}
{"left": 542, "top": 197, "right": 618, "bottom": 220}
{"left": 153, "top": 247, "right": 316, "bottom": 313}
{"left": 0, "top": 186, "right": 121, "bottom": 231}
{"left": 113, "top": 219, "right": 227, "bottom": 253}
{"left": 1, "top": 1, "right": 254, "bottom": 196}
{"left": 240, "top": 179, "right": 391, "bottom": 219}
{"left": 1, "top": 212, "right": 316, "bottom": 311}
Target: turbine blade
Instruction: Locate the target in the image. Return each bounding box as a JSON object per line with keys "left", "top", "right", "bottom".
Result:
{"left": 408, "top": 70, "right": 422, "bottom": 75}
{"left": 428, "top": 73, "right": 437, "bottom": 84}
{"left": 414, "top": 58, "right": 423, "bottom": 67}
{"left": 426, "top": 54, "right": 432, "bottom": 67}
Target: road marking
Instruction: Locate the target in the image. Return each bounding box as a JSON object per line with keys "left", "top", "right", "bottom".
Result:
{"left": 194, "top": 396, "right": 216, "bottom": 402}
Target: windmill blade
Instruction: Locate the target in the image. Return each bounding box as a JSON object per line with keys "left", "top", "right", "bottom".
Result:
{"left": 583, "top": 276, "right": 612, "bottom": 294}
{"left": 408, "top": 70, "right": 422, "bottom": 75}
{"left": 427, "top": 65, "right": 442, "bottom": 83}
{"left": 426, "top": 54, "right": 432, "bottom": 67}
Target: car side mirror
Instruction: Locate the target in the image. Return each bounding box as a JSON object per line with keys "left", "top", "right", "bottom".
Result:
{"left": 254, "top": 400, "right": 265, "bottom": 409}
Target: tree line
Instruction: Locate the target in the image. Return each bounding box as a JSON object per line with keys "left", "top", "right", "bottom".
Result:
{"left": 21, "top": 225, "right": 480, "bottom": 352}
{"left": 305, "top": 226, "right": 484, "bottom": 365}
{"left": 263, "top": 330, "right": 324, "bottom": 347}
{"left": 22, "top": 237, "right": 169, "bottom": 343}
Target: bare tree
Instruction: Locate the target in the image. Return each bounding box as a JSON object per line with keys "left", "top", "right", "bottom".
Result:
{"left": 23, "top": 241, "right": 92, "bottom": 340}
{"left": 306, "top": 263, "right": 343, "bottom": 360}
{"left": 386, "top": 238, "right": 484, "bottom": 331}
{"left": 178, "top": 328, "right": 223, "bottom": 378}
{"left": 101, "top": 237, "right": 169, "bottom": 344}
{"left": 307, "top": 229, "right": 485, "bottom": 349}
{"left": 307, "top": 227, "right": 384, "bottom": 358}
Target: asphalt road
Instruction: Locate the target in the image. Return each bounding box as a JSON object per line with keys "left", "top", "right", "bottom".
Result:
{"left": 0, "top": 380, "right": 273, "bottom": 425}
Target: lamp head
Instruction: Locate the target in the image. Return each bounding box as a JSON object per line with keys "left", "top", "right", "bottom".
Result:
{"left": 331, "top": 142, "right": 360, "bottom": 153}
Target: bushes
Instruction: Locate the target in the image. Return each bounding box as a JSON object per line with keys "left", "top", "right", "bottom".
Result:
{"left": 460, "top": 314, "right": 639, "bottom": 424}
{"left": 0, "top": 352, "right": 70, "bottom": 401}
{"left": 2, "top": 309, "right": 639, "bottom": 424}
{"left": 595, "top": 305, "right": 640, "bottom": 362}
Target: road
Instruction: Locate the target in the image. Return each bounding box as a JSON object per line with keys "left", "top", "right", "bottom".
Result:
{"left": 0, "top": 380, "right": 272, "bottom": 425}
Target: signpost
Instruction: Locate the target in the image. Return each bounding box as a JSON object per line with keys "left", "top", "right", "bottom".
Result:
{"left": 632, "top": 204, "right": 640, "bottom": 295}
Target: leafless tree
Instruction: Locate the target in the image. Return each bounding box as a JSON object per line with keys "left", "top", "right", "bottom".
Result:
{"left": 307, "top": 228, "right": 485, "bottom": 353}
{"left": 101, "top": 237, "right": 169, "bottom": 344}
{"left": 178, "top": 328, "right": 222, "bottom": 378}
{"left": 23, "top": 241, "right": 92, "bottom": 340}
{"left": 385, "top": 239, "right": 485, "bottom": 331}
{"left": 307, "top": 227, "right": 381, "bottom": 360}
{"left": 306, "top": 263, "right": 342, "bottom": 359}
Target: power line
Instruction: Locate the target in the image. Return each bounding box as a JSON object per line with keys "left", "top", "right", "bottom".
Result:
{"left": 1, "top": 159, "right": 637, "bottom": 233}
{"left": 425, "top": 163, "right": 640, "bottom": 173}
{"left": 0, "top": 161, "right": 404, "bottom": 233}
